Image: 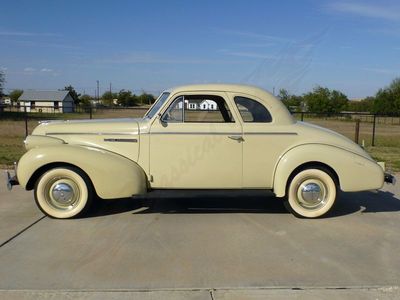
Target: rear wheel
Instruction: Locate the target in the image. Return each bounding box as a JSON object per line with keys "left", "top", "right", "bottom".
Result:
{"left": 284, "top": 168, "right": 337, "bottom": 218}
{"left": 34, "top": 166, "right": 93, "bottom": 219}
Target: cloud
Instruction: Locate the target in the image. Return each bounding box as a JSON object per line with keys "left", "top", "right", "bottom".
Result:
{"left": 0, "top": 67, "right": 7, "bottom": 71}
{"left": 0, "top": 30, "right": 61, "bottom": 37}
{"left": 327, "top": 2, "right": 400, "bottom": 21}
{"left": 235, "top": 42, "right": 277, "bottom": 48}
{"left": 215, "top": 28, "right": 293, "bottom": 43}
{"left": 98, "top": 52, "right": 243, "bottom": 65}
{"left": 23, "top": 67, "right": 35, "bottom": 72}
{"left": 40, "top": 68, "right": 53, "bottom": 72}
{"left": 218, "top": 49, "right": 277, "bottom": 60}
{"left": 362, "top": 67, "right": 398, "bottom": 74}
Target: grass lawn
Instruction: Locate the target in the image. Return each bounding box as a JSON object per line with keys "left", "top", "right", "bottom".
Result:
{"left": 1, "top": 112, "right": 399, "bottom": 171}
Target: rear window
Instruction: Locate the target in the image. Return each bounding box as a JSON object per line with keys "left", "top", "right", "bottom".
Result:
{"left": 234, "top": 96, "right": 272, "bottom": 123}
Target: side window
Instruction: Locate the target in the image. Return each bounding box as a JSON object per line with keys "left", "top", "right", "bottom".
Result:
{"left": 162, "top": 96, "right": 183, "bottom": 123}
{"left": 184, "top": 95, "right": 234, "bottom": 123}
{"left": 234, "top": 96, "right": 272, "bottom": 123}
{"left": 162, "top": 95, "right": 235, "bottom": 123}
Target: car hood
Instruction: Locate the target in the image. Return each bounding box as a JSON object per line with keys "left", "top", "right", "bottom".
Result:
{"left": 32, "top": 118, "right": 142, "bottom": 136}
{"left": 295, "top": 121, "right": 373, "bottom": 160}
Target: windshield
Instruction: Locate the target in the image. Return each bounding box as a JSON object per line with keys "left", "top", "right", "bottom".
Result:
{"left": 144, "top": 92, "right": 170, "bottom": 119}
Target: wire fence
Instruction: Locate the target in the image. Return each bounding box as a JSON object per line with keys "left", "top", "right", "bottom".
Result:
{"left": 1, "top": 104, "right": 400, "bottom": 148}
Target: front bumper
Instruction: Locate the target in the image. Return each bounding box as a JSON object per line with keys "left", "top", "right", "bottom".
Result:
{"left": 384, "top": 173, "right": 396, "bottom": 185}
{"left": 5, "top": 162, "right": 19, "bottom": 191}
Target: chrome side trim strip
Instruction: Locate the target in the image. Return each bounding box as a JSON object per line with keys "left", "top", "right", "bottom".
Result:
{"left": 150, "top": 132, "right": 242, "bottom": 135}
{"left": 150, "top": 132, "right": 297, "bottom": 136}
{"left": 104, "top": 138, "right": 138, "bottom": 143}
{"left": 244, "top": 132, "right": 298, "bottom": 135}
{"left": 46, "top": 132, "right": 139, "bottom": 136}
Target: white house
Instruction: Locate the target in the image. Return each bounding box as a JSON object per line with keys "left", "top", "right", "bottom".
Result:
{"left": 19, "top": 90, "right": 74, "bottom": 113}
{"left": 199, "top": 99, "right": 217, "bottom": 110}
{"left": 177, "top": 99, "right": 198, "bottom": 110}
{"left": 0, "top": 97, "right": 11, "bottom": 105}
{"left": 176, "top": 99, "right": 217, "bottom": 111}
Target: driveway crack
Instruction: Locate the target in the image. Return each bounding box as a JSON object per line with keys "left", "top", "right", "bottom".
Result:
{"left": 0, "top": 216, "right": 46, "bottom": 248}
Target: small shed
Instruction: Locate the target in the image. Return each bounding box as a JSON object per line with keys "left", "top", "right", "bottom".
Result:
{"left": 19, "top": 90, "right": 74, "bottom": 113}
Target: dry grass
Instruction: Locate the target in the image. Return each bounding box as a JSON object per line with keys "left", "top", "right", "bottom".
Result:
{"left": 1, "top": 111, "right": 399, "bottom": 171}
{"left": 302, "top": 117, "right": 400, "bottom": 171}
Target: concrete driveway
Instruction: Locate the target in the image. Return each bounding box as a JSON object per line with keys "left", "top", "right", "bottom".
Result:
{"left": 0, "top": 174, "right": 399, "bottom": 299}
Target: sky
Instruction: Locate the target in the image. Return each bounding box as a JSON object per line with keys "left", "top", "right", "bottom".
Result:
{"left": 0, "top": 0, "right": 399, "bottom": 98}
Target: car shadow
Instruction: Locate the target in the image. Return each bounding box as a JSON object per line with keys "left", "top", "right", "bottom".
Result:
{"left": 86, "top": 189, "right": 400, "bottom": 219}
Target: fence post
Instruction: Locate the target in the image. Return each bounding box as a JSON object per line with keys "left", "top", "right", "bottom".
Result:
{"left": 354, "top": 119, "right": 360, "bottom": 144}
{"left": 372, "top": 114, "right": 376, "bottom": 147}
{"left": 89, "top": 106, "right": 93, "bottom": 119}
{"left": 301, "top": 112, "right": 304, "bottom": 121}
{"left": 24, "top": 105, "right": 28, "bottom": 137}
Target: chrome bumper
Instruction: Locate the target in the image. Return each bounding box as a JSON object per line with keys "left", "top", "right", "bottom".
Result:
{"left": 5, "top": 162, "right": 19, "bottom": 191}
{"left": 384, "top": 173, "right": 396, "bottom": 185}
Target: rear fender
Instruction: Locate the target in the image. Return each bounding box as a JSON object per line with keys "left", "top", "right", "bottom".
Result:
{"left": 273, "top": 144, "right": 384, "bottom": 197}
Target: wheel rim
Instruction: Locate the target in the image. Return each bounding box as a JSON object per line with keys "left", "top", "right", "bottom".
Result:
{"left": 44, "top": 177, "right": 81, "bottom": 211}
{"left": 296, "top": 179, "right": 327, "bottom": 210}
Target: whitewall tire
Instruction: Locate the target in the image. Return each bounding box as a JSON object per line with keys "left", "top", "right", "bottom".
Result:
{"left": 34, "top": 166, "right": 93, "bottom": 219}
{"left": 284, "top": 168, "right": 337, "bottom": 218}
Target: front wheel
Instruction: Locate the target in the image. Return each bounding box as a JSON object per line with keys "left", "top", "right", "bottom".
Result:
{"left": 284, "top": 168, "right": 337, "bottom": 218}
{"left": 34, "top": 166, "right": 93, "bottom": 219}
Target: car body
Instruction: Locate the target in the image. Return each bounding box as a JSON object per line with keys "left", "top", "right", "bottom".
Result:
{"left": 7, "top": 84, "right": 395, "bottom": 218}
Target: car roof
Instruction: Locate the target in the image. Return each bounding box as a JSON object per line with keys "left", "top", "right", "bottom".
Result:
{"left": 165, "top": 83, "right": 294, "bottom": 125}
{"left": 167, "top": 83, "right": 273, "bottom": 96}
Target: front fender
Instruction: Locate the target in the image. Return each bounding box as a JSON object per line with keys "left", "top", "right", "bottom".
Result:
{"left": 18, "top": 145, "right": 147, "bottom": 199}
{"left": 273, "top": 144, "right": 384, "bottom": 197}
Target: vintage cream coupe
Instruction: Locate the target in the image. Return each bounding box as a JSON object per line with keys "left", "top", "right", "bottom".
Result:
{"left": 6, "top": 84, "right": 395, "bottom": 219}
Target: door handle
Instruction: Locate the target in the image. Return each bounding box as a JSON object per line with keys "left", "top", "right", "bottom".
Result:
{"left": 228, "top": 135, "right": 244, "bottom": 142}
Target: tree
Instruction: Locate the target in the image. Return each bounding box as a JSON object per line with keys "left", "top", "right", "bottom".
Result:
{"left": 0, "top": 70, "right": 5, "bottom": 97}
{"left": 117, "top": 90, "right": 138, "bottom": 107}
{"left": 101, "top": 91, "right": 118, "bottom": 106}
{"left": 79, "top": 94, "right": 92, "bottom": 108}
{"left": 62, "top": 85, "right": 81, "bottom": 105}
{"left": 347, "top": 97, "right": 375, "bottom": 113}
{"left": 9, "top": 89, "right": 23, "bottom": 104}
{"left": 373, "top": 78, "right": 400, "bottom": 115}
{"left": 303, "top": 86, "right": 348, "bottom": 114}
{"left": 137, "top": 92, "right": 155, "bottom": 105}
{"left": 278, "top": 88, "right": 303, "bottom": 111}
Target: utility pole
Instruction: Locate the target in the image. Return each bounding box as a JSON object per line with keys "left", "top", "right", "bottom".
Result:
{"left": 96, "top": 80, "right": 100, "bottom": 100}
{"left": 109, "top": 82, "right": 112, "bottom": 95}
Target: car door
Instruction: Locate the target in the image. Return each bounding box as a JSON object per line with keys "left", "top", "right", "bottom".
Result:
{"left": 229, "top": 93, "right": 297, "bottom": 188}
{"left": 149, "top": 92, "right": 243, "bottom": 189}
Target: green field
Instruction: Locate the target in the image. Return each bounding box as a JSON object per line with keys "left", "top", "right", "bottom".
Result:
{"left": 1, "top": 111, "right": 399, "bottom": 171}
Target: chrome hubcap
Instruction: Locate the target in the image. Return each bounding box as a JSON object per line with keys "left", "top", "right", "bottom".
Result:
{"left": 297, "top": 180, "right": 327, "bottom": 210}
{"left": 52, "top": 183, "right": 74, "bottom": 203}
{"left": 301, "top": 183, "right": 321, "bottom": 204}
{"left": 45, "top": 178, "right": 80, "bottom": 211}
